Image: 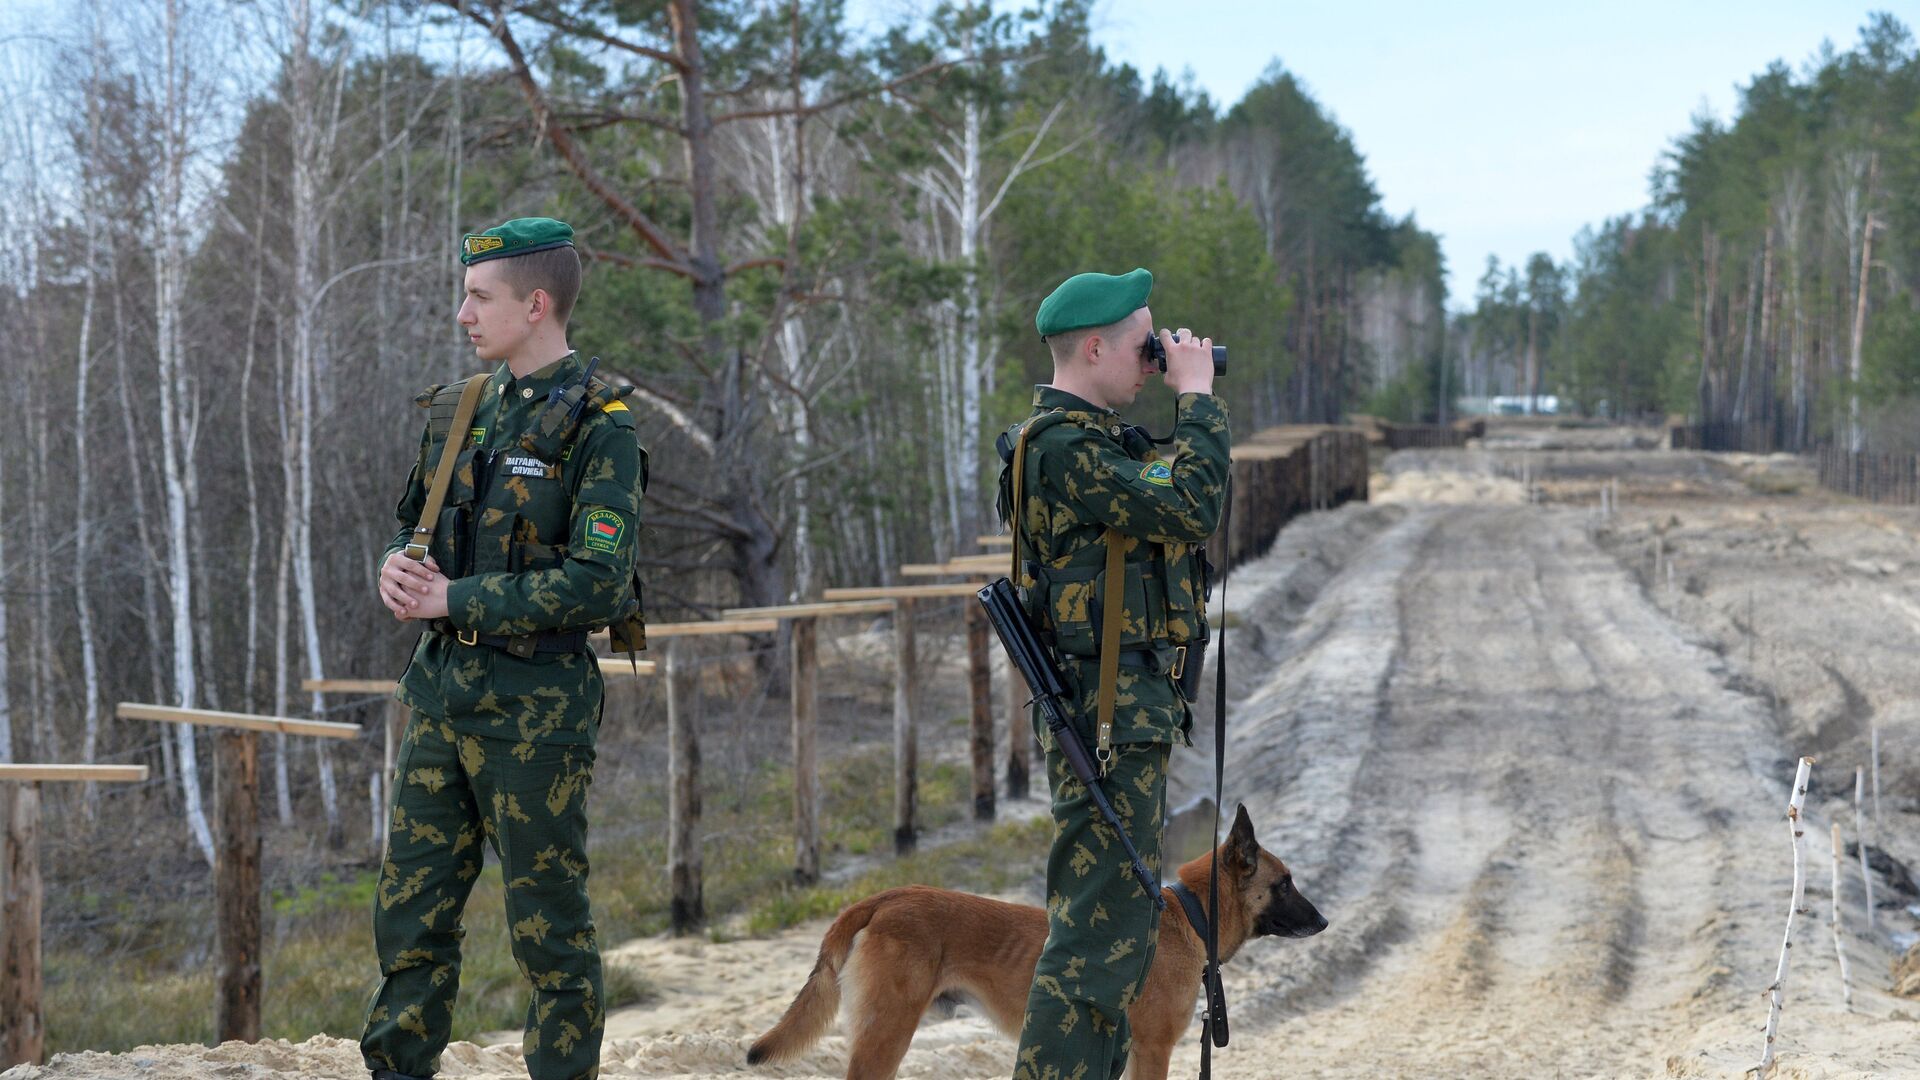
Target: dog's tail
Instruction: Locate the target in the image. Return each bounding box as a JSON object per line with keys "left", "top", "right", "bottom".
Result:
{"left": 746, "top": 891, "right": 887, "bottom": 1065}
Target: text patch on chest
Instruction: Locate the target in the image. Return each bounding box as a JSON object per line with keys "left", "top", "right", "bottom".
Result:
{"left": 502, "top": 454, "right": 558, "bottom": 479}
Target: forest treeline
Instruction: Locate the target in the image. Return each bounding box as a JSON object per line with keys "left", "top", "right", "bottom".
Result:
{"left": 0, "top": 0, "right": 1444, "bottom": 850}
{"left": 1451, "top": 13, "right": 1920, "bottom": 452}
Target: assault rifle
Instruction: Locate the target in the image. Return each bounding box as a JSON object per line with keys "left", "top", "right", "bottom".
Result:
{"left": 977, "top": 576, "right": 1165, "bottom": 910}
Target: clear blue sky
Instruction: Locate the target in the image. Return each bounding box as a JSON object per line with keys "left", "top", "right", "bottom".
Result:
{"left": 856, "top": 0, "right": 1885, "bottom": 305}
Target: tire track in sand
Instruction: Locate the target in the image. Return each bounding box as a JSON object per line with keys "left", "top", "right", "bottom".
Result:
{"left": 1186, "top": 504, "right": 1784, "bottom": 1079}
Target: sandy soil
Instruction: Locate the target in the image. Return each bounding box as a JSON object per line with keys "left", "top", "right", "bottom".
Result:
{"left": 12, "top": 432, "right": 1920, "bottom": 1079}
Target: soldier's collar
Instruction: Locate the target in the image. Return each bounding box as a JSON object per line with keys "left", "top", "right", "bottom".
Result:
{"left": 1033, "top": 384, "right": 1117, "bottom": 419}
{"left": 495, "top": 351, "right": 581, "bottom": 403}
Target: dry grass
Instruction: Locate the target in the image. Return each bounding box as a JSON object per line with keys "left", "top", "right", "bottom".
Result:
{"left": 42, "top": 746, "right": 1022, "bottom": 1054}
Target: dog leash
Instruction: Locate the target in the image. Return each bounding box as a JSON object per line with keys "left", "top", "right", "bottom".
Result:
{"left": 1194, "top": 473, "right": 1231, "bottom": 1079}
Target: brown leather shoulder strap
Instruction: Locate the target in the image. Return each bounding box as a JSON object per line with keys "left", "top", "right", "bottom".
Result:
{"left": 405, "top": 374, "right": 490, "bottom": 561}
{"left": 1095, "top": 528, "right": 1125, "bottom": 769}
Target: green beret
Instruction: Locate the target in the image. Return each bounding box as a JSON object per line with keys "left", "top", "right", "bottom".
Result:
{"left": 460, "top": 217, "right": 575, "bottom": 265}
{"left": 1035, "top": 267, "right": 1153, "bottom": 338}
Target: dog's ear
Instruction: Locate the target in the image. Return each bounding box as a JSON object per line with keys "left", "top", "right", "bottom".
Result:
{"left": 1225, "top": 803, "right": 1258, "bottom": 875}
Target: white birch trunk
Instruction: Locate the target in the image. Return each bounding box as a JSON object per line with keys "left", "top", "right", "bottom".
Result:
{"left": 285, "top": 0, "right": 343, "bottom": 842}
{"left": 74, "top": 76, "right": 105, "bottom": 812}
{"left": 154, "top": 0, "right": 215, "bottom": 867}
{"left": 954, "top": 95, "right": 985, "bottom": 553}
{"left": 273, "top": 524, "right": 294, "bottom": 826}
{"left": 1758, "top": 756, "right": 1813, "bottom": 1078}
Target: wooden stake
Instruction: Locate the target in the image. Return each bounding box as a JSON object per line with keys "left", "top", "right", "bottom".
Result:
{"left": 1, "top": 784, "right": 43, "bottom": 1068}
{"left": 666, "top": 640, "right": 703, "bottom": 934}
{"left": 893, "top": 599, "right": 919, "bottom": 854}
{"left": 383, "top": 702, "right": 408, "bottom": 788}
{"left": 1855, "top": 767, "right": 1874, "bottom": 932}
{"left": 369, "top": 771, "right": 383, "bottom": 859}
{"left": 1870, "top": 726, "right": 1882, "bottom": 837}
{"left": 966, "top": 601, "right": 995, "bottom": 821}
{"left": 1758, "top": 756, "right": 1813, "bottom": 1079}
{"left": 1830, "top": 822, "right": 1853, "bottom": 1011}
{"left": 1004, "top": 651, "right": 1029, "bottom": 801}
{"left": 214, "top": 730, "right": 261, "bottom": 1043}
{"left": 790, "top": 618, "right": 820, "bottom": 885}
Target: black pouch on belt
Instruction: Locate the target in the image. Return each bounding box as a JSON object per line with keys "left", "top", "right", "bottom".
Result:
{"left": 1177, "top": 636, "right": 1208, "bottom": 702}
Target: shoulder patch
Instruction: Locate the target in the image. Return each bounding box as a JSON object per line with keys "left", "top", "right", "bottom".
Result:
{"left": 584, "top": 509, "right": 626, "bottom": 554}
{"left": 1140, "top": 461, "right": 1174, "bottom": 487}
{"left": 601, "top": 399, "right": 628, "bottom": 414}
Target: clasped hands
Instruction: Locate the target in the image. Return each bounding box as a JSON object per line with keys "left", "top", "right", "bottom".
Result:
{"left": 379, "top": 552, "right": 452, "bottom": 621}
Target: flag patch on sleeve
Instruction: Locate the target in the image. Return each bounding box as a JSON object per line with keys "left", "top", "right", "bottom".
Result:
{"left": 1140, "top": 461, "right": 1174, "bottom": 486}
{"left": 584, "top": 509, "right": 625, "bottom": 553}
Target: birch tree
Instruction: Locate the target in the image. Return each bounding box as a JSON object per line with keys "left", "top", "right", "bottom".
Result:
{"left": 142, "top": 0, "right": 218, "bottom": 864}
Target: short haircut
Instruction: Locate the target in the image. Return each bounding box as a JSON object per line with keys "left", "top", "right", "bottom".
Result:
{"left": 1046, "top": 312, "right": 1141, "bottom": 366}
{"left": 496, "top": 245, "right": 582, "bottom": 326}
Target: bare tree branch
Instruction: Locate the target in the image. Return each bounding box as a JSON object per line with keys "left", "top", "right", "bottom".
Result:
{"left": 459, "top": 2, "right": 693, "bottom": 273}
{"left": 710, "top": 57, "right": 962, "bottom": 126}
{"left": 504, "top": 2, "right": 687, "bottom": 72}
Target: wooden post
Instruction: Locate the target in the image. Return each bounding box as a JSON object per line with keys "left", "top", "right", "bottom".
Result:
{"left": 893, "top": 599, "right": 919, "bottom": 854}
{"left": 120, "top": 704, "right": 354, "bottom": 1049}
{"left": 666, "top": 640, "right": 704, "bottom": 933}
{"left": 384, "top": 701, "right": 409, "bottom": 786}
{"left": 966, "top": 601, "right": 995, "bottom": 821}
{"left": 1830, "top": 822, "right": 1853, "bottom": 1011}
{"left": 1004, "top": 651, "right": 1030, "bottom": 801}
{"left": 1759, "top": 756, "right": 1814, "bottom": 1078}
{"left": 1, "top": 784, "right": 43, "bottom": 1068}
{"left": 214, "top": 730, "right": 262, "bottom": 1043}
{"left": 1855, "top": 766, "right": 1874, "bottom": 932}
{"left": 790, "top": 618, "right": 820, "bottom": 885}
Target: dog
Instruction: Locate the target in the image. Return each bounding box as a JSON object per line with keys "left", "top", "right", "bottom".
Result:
{"left": 747, "top": 804, "right": 1326, "bottom": 1079}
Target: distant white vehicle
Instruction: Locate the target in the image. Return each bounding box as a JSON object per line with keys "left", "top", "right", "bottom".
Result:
{"left": 1488, "top": 394, "right": 1560, "bottom": 416}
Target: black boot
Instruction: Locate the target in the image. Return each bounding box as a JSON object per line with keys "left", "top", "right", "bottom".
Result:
{"left": 371, "top": 1071, "right": 431, "bottom": 1080}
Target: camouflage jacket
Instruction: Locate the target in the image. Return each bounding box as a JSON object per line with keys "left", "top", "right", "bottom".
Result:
{"left": 380, "top": 352, "right": 645, "bottom": 744}
{"left": 998, "top": 386, "right": 1231, "bottom": 746}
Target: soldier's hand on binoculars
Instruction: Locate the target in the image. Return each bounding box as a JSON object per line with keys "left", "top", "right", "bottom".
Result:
{"left": 1160, "top": 327, "right": 1216, "bottom": 396}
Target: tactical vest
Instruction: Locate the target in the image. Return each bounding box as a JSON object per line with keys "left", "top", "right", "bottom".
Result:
{"left": 997, "top": 409, "right": 1210, "bottom": 758}
{"left": 416, "top": 370, "right": 648, "bottom": 655}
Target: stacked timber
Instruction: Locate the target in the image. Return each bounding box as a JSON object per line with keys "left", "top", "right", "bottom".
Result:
{"left": 1223, "top": 425, "right": 1369, "bottom": 566}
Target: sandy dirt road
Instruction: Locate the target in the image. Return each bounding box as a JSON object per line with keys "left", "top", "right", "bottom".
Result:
{"left": 12, "top": 445, "right": 1920, "bottom": 1079}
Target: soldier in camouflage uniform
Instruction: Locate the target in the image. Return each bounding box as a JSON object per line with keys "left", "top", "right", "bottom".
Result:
{"left": 998, "top": 268, "right": 1230, "bottom": 1080}
{"left": 363, "top": 218, "right": 646, "bottom": 1080}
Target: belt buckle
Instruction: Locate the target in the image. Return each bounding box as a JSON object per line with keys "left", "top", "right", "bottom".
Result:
{"left": 1171, "top": 645, "right": 1188, "bottom": 679}
{"left": 403, "top": 541, "right": 430, "bottom": 561}
{"left": 457, "top": 629, "right": 479, "bottom": 647}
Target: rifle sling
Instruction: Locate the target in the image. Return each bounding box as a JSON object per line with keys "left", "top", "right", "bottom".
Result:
{"left": 406, "top": 374, "right": 490, "bottom": 562}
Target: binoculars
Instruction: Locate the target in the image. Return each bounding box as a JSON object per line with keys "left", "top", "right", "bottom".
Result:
{"left": 1146, "top": 331, "right": 1228, "bottom": 377}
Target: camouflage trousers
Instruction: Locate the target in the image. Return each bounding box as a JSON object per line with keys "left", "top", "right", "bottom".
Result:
{"left": 1014, "top": 739, "right": 1169, "bottom": 1080}
{"left": 361, "top": 714, "right": 603, "bottom": 1080}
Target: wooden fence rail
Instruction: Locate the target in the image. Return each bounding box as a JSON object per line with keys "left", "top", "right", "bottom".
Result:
{"left": 1814, "top": 444, "right": 1920, "bottom": 504}
{"left": 1668, "top": 420, "right": 1781, "bottom": 453}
